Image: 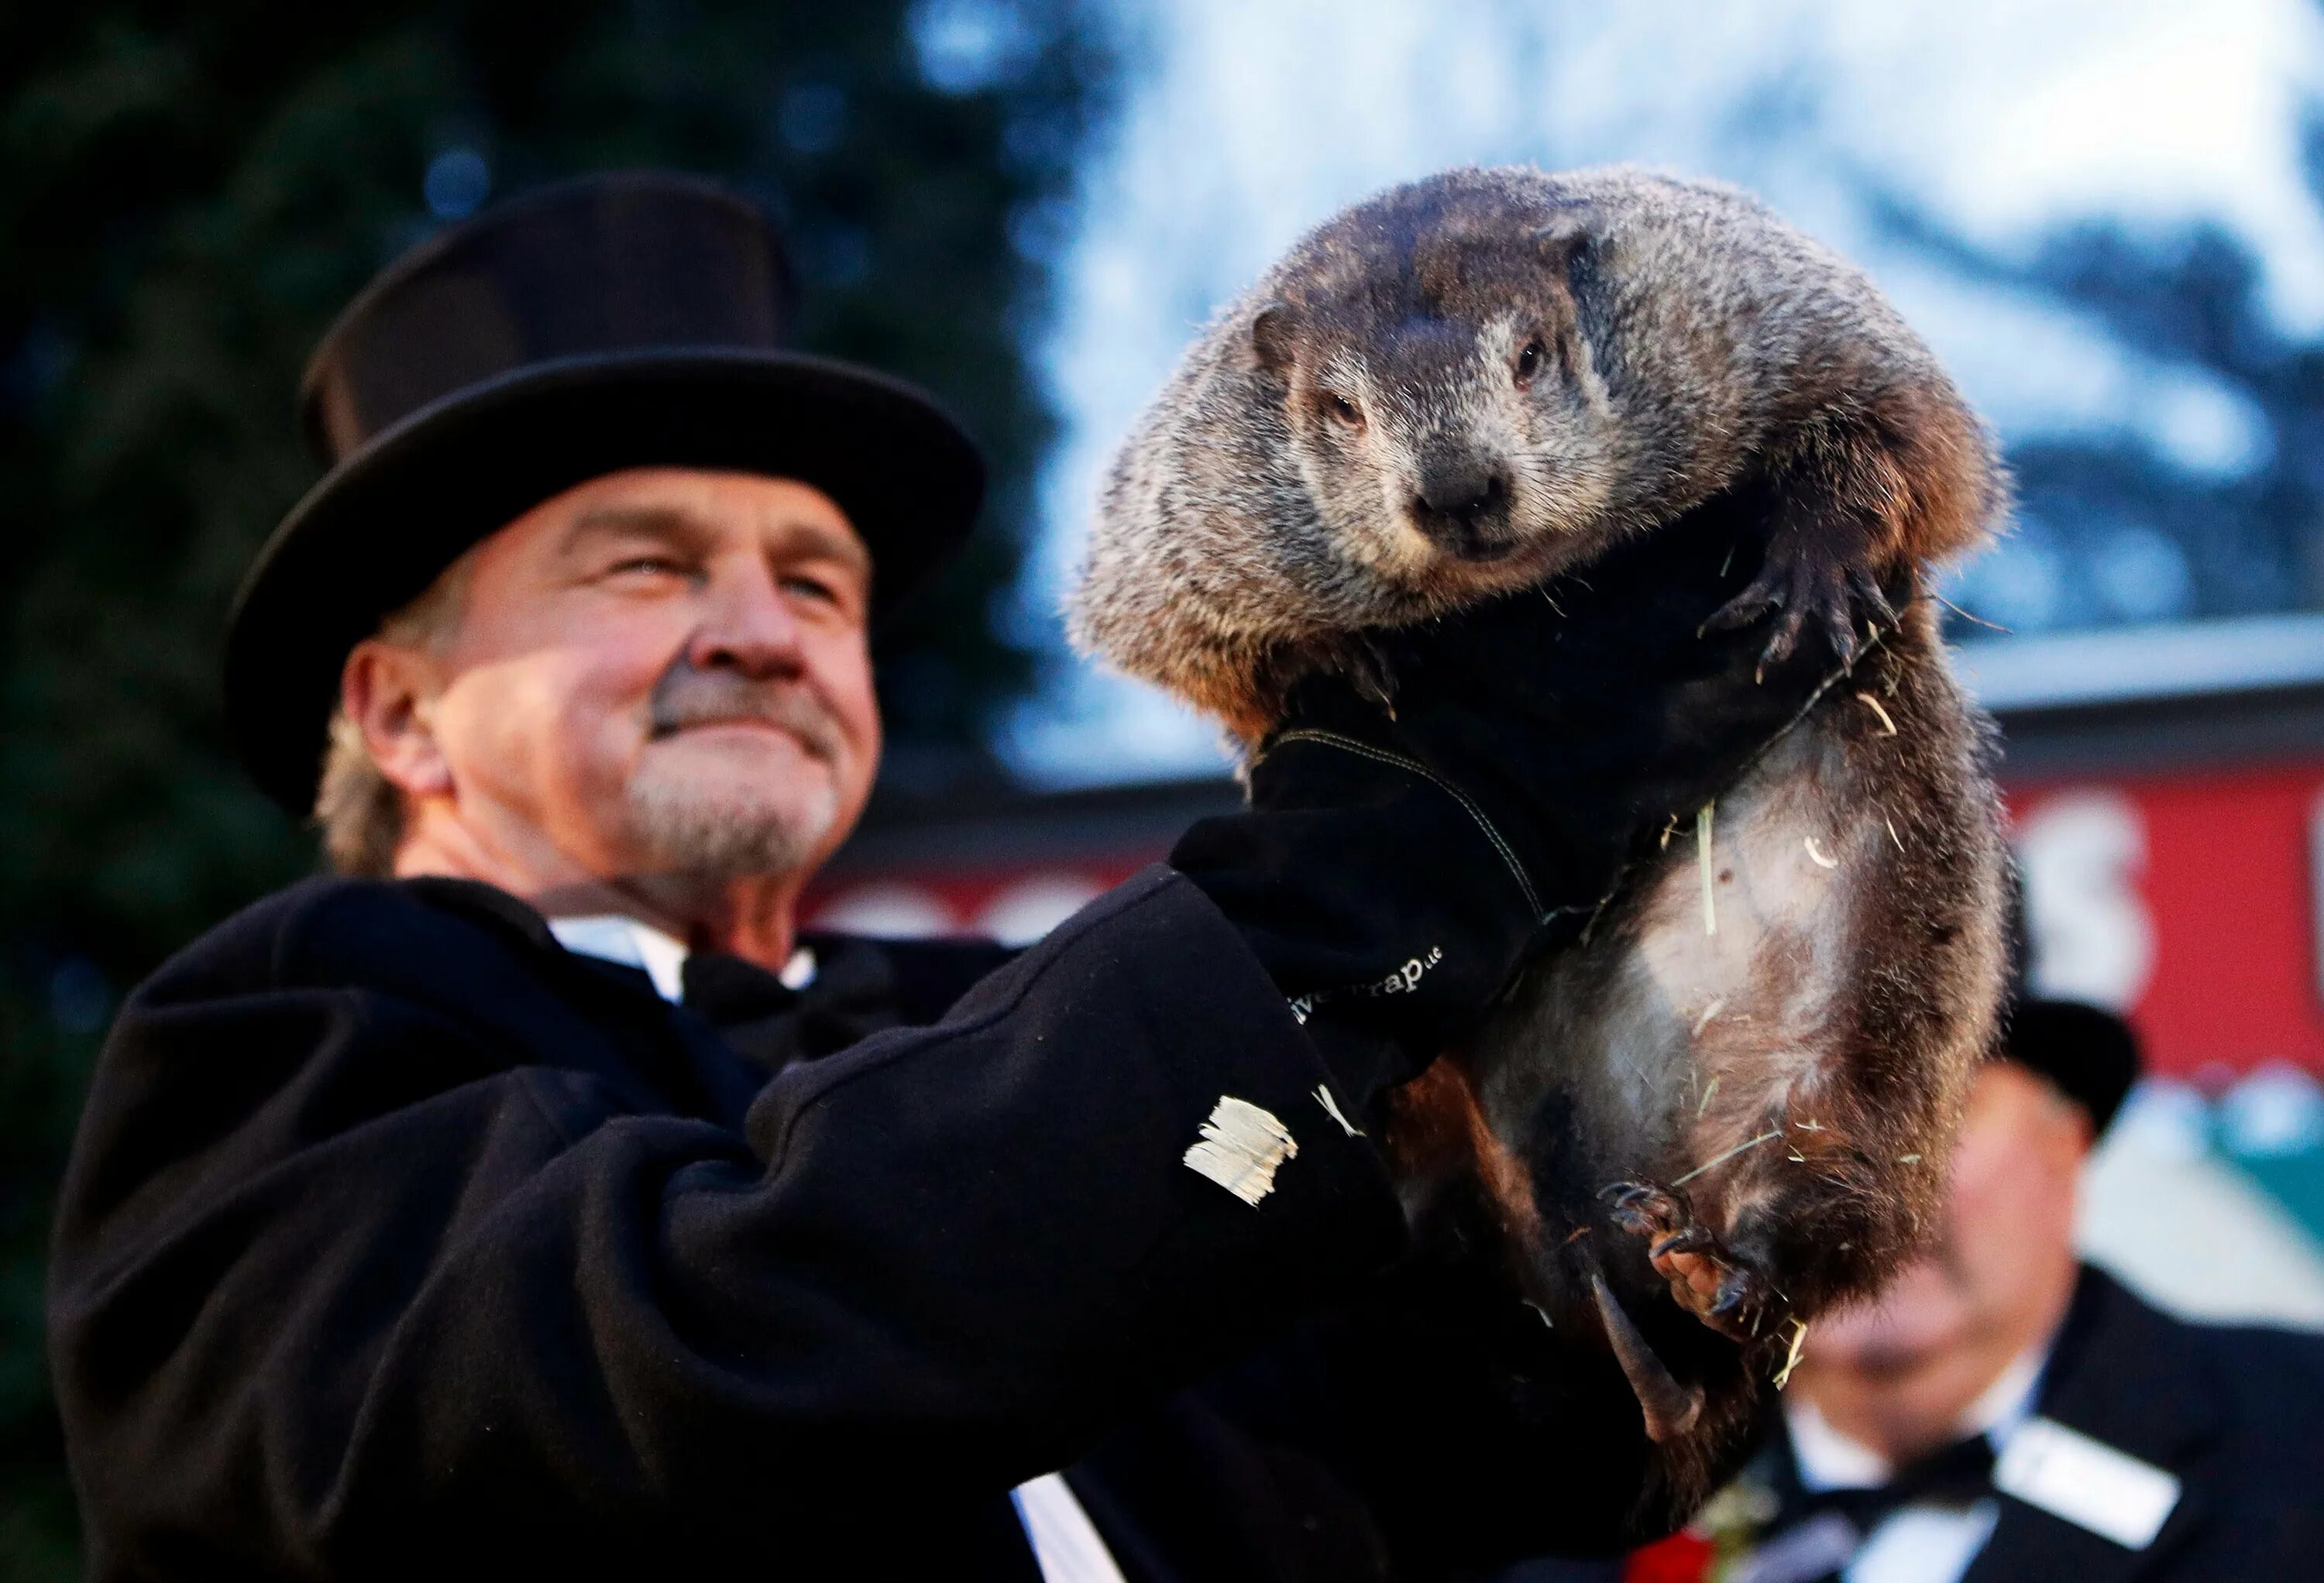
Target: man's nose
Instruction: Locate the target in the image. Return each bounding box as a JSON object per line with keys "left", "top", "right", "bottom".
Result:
{"left": 686, "top": 563, "right": 806, "bottom": 678}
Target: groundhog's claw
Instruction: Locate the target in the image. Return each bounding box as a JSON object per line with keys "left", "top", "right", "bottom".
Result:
{"left": 1648, "top": 1225, "right": 1718, "bottom": 1262}
{"left": 1701, "top": 570, "right": 1779, "bottom": 638}
{"left": 1704, "top": 529, "right": 1891, "bottom": 677}
{"left": 1710, "top": 1268, "right": 1774, "bottom": 1334}
{"left": 1848, "top": 566, "right": 1899, "bottom": 631}
{"left": 1601, "top": 1180, "right": 1786, "bottom": 1344}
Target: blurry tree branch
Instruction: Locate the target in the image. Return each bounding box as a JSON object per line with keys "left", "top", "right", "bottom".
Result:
{"left": 1856, "top": 165, "right": 2324, "bottom": 630}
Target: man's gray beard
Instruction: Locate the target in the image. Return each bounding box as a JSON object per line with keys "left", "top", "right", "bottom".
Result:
{"left": 621, "top": 770, "right": 841, "bottom": 885}
{"left": 628, "top": 664, "right": 850, "bottom": 884}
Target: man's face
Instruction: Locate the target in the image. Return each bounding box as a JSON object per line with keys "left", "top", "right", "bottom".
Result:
{"left": 1796, "top": 1060, "right": 2090, "bottom": 1411}
{"left": 406, "top": 467, "right": 881, "bottom": 888}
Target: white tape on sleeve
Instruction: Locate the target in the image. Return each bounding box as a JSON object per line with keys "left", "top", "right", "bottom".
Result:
{"left": 1183, "top": 1097, "right": 1298, "bottom": 1206}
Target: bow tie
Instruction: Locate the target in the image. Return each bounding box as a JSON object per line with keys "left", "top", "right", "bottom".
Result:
{"left": 1797, "top": 1430, "right": 1998, "bottom": 1529}
{"left": 680, "top": 949, "right": 801, "bottom": 1025}
{"left": 678, "top": 940, "right": 914, "bottom": 1073}
{"left": 1738, "top": 1422, "right": 2008, "bottom": 1580}
{"left": 1737, "top": 1433, "right": 1997, "bottom": 1583}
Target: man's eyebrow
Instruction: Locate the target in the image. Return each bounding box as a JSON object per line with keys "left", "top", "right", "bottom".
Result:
{"left": 558, "top": 503, "right": 719, "bottom": 558}
{"left": 775, "top": 515, "right": 874, "bottom": 579}
{"left": 556, "top": 500, "right": 872, "bottom": 584}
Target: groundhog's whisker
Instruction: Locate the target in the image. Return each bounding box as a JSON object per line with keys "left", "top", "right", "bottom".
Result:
{"left": 1933, "top": 592, "right": 2009, "bottom": 633}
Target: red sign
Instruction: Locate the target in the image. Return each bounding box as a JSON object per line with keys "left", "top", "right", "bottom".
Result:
{"left": 2010, "top": 764, "right": 2324, "bottom": 1080}
{"left": 805, "top": 860, "right": 1147, "bottom": 946}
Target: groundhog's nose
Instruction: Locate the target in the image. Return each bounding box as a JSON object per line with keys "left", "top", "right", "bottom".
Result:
{"left": 1411, "top": 465, "right": 1511, "bottom": 556}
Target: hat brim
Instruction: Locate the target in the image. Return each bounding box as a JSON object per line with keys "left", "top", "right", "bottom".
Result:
{"left": 225, "top": 348, "right": 985, "bottom": 814}
{"left": 1999, "top": 996, "right": 2142, "bottom": 1138}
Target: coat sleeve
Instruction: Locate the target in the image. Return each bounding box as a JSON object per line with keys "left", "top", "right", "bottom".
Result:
{"left": 1231, "top": 1254, "right": 1701, "bottom": 1573}
{"left": 48, "top": 867, "right": 1408, "bottom": 1574}
{"left": 1064, "top": 1243, "right": 1686, "bottom": 1583}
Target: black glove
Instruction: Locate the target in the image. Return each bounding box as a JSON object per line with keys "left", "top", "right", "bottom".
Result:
{"left": 1172, "top": 490, "right": 1865, "bottom": 1106}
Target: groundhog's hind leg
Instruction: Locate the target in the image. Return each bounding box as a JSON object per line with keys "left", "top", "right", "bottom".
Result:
{"left": 1601, "top": 1180, "right": 1785, "bottom": 1343}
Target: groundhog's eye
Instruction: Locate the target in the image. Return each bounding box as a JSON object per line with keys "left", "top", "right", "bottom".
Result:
{"left": 1514, "top": 338, "right": 1547, "bottom": 386}
{"left": 1325, "top": 391, "right": 1365, "bottom": 428}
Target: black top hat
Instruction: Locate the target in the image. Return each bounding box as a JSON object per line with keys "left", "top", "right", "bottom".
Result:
{"left": 1993, "top": 874, "right": 2141, "bottom": 1137}
{"left": 225, "top": 170, "right": 985, "bottom": 814}
{"left": 1997, "top": 996, "right": 2142, "bottom": 1138}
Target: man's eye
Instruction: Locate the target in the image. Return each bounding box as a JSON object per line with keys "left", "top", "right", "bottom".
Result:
{"left": 608, "top": 555, "right": 685, "bottom": 579}
{"left": 782, "top": 575, "right": 838, "bottom": 603}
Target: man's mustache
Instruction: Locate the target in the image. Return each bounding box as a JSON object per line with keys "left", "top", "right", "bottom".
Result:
{"left": 648, "top": 664, "right": 844, "bottom": 761}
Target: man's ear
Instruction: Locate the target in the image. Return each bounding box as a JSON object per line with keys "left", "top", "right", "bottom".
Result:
{"left": 341, "top": 640, "right": 453, "bottom": 800}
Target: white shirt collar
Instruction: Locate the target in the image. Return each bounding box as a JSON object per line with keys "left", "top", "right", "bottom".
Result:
{"left": 1786, "top": 1340, "right": 2049, "bottom": 1493}
{"left": 546, "top": 915, "right": 693, "bottom": 1002}
{"left": 546, "top": 914, "right": 820, "bottom": 1002}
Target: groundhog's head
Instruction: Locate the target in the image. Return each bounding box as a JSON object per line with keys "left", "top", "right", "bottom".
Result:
{"left": 1250, "top": 169, "right": 1630, "bottom": 607}
{"left": 1073, "top": 168, "right": 1642, "bottom": 737}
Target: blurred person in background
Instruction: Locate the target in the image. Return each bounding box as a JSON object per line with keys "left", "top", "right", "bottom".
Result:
{"left": 1518, "top": 994, "right": 2324, "bottom": 1583}
{"left": 43, "top": 172, "right": 1832, "bottom": 1581}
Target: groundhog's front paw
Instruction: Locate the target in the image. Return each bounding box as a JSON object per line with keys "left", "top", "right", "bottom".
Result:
{"left": 1602, "top": 1181, "right": 1789, "bottom": 1343}
{"left": 1701, "top": 523, "right": 1897, "bottom": 676}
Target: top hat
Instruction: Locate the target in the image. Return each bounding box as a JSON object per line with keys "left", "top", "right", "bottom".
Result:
{"left": 1998, "top": 994, "right": 2142, "bottom": 1138}
{"left": 1995, "top": 874, "right": 2141, "bottom": 1137}
{"left": 225, "top": 170, "right": 985, "bottom": 814}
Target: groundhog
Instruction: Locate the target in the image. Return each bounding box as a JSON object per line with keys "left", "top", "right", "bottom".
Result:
{"left": 1070, "top": 166, "right": 2011, "bottom": 1507}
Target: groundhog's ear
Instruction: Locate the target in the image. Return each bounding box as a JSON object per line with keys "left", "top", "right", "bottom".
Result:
{"left": 1532, "top": 208, "right": 1600, "bottom": 271}
{"left": 1250, "top": 301, "right": 1299, "bottom": 377}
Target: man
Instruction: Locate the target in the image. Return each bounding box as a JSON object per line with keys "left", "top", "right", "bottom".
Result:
{"left": 47, "top": 173, "right": 1831, "bottom": 1581}
{"left": 1552, "top": 998, "right": 2324, "bottom": 1583}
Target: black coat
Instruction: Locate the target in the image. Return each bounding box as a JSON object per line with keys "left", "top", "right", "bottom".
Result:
{"left": 50, "top": 867, "right": 1666, "bottom": 1581}
{"left": 1955, "top": 1265, "right": 2324, "bottom": 1582}
{"left": 1507, "top": 1263, "right": 2324, "bottom": 1581}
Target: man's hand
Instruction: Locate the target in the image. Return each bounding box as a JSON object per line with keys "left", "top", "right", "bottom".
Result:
{"left": 1172, "top": 489, "right": 1864, "bottom": 1105}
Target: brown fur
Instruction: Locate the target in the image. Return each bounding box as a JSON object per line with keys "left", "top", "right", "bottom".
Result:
{"left": 1071, "top": 166, "right": 2010, "bottom": 1519}
{"left": 1439, "top": 596, "right": 2004, "bottom": 1512}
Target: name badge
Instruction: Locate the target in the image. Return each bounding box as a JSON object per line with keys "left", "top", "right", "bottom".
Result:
{"left": 1993, "top": 1416, "right": 2181, "bottom": 1550}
